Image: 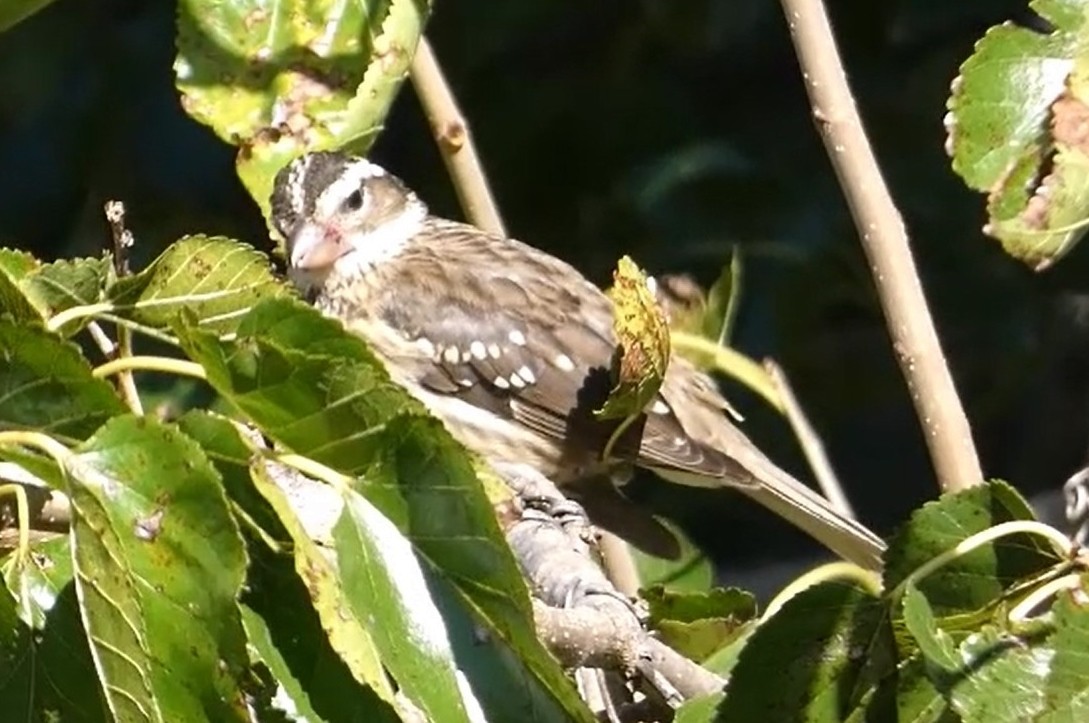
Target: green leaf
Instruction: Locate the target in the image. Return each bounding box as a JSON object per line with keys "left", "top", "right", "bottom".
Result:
{"left": 182, "top": 297, "right": 591, "bottom": 720}
{"left": 706, "top": 253, "right": 741, "bottom": 344}
{"left": 1040, "top": 591, "right": 1089, "bottom": 721}
{"left": 675, "top": 691, "right": 725, "bottom": 723}
{"left": 0, "top": 250, "right": 110, "bottom": 333}
{"left": 2, "top": 533, "right": 72, "bottom": 629}
{"left": 0, "top": 536, "right": 107, "bottom": 722}
{"left": 596, "top": 255, "right": 671, "bottom": 424}
{"left": 240, "top": 538, "right": 400, "bottom": 723}
{"left": 108, "top": 235, "right": 290, "bottom": 335}
{"left": 360, "top": 415, "right": 594, "bottom": 722}
{"left": 175, "top": 410, "right": 287, "bottom": 539}
{"left": 21, "top": 256, "right": 111, "bottom": 332}
{"left": 947, "top": 626, "right": 1051, "bottom": 722}
{"left": 178, "top": 298, "right": 418, "bottom": 475}
{"left": 0, "top": 320, "right": 126, "bottom": 439}
{"left": 902, "top": 583, "right": 961, "bottom": 672}
{"left": 335, "top": 490, "right": 476, "bottom": 721}
{"left": 67, "top": 415, "right": 250, "bottom": 722}
{"left": 246, "top": 460, "right": 395, "bottom": 704}
{"left": 644, "top": 585, "right": 757, "bottom": 661}
{"left": 0, "top": 0, "right": 57, "bottom": 33}
{"left": 844, "top": 655, "right": 954, "bottom": 723}
{"left": 0, "top": 248, "right": 41, "bottom": 322}
{"left": 630, "top": 521, "right": 713, "bottom": 592}
{"left": 717, "top": 581, "right": 896, "bottom": 721}
{"left": 946, "top": 0, "right": 1089, "bottom": 268}
{"left": 174, "top": 0, "right": 430, "bottom": 217}
{"left": 700, "top": 622, "right": 758, "bottom": 678}
{"left": 883, "top": 480, "right": 1061, "bottom": 616}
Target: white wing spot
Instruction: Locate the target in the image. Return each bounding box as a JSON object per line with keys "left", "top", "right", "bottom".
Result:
{"left": 508, "top": 330, "right": 527, "bottom": 346}
{"left": 493, "top": 376, "right": 511, "bottom": 389}
{"left": 470, "top": 341, "right": 487, "bottom": 360}
{"left": 516, "top": 365, "right": 536, "bottom": 384}
{"left": 508, "top": 373, "right": 526, "bottom": 389}
{"left": 443, "top": 346, "right": 460, "bottom": 365}
{"left": 487, "top": 343, "right": 502, "bottom": 359}
{"left": 650, "top": 400, "right": 670, "bottom": 415}
{"left": 461, "top": 349, "right": 473, "bottom": 363}
{"left": 458, "top": 378, "right": 474, "bottom": 388}
{"left": 415, "top": 337, "right": 436, "bottom": 358}
{"left": 553, "top": 354, "right": 575, "bottom": 372}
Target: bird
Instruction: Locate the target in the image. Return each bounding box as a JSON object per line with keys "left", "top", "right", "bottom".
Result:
{"left": 269, "top": 150, "right": 886, "bottom": 570}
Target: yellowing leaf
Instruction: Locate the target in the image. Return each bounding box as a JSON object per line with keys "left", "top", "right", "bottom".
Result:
{"left": 596, "top": 255, "right": 670, "bottom": 423}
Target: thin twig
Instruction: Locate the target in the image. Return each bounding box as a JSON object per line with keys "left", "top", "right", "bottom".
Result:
{"left": 104, "top": 200, "right": 144, "bottom": 415}
{"left": 764, "top": 359, "right": 854, "bottom": 518}
{"left": 778, "top": 0, "right": 982, "bottom": 492}
{"left": 410, "top": 36, "right": 506, "bottom": 236}
{"left": 86, "top": 321, "right": 117, "bottom": 359}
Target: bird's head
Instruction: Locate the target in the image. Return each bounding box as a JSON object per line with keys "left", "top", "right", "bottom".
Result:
{"left": 270, "top": 151, "right": 428, "bottom": 287}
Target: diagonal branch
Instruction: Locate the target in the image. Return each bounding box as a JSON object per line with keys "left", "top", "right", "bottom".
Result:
{"left": 778, "top": 0, "right": 982, "bottom": 492}
{"left": 410, "top": 36, "right": 506, "bottom": 236}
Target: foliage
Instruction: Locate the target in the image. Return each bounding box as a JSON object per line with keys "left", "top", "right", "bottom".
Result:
{"left": 947, "top": 0, "right": 1089, "bottom": 269}
{"left": 1, "top": 0, "right": 1089, "bottom": 721}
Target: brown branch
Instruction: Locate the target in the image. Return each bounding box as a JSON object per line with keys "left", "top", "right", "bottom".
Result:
{"left": 778, "top": 0, "right": 982, "bottom": 492}
{"left": 410, "top": 37, "right": 506, "bottom": 236}
{"left": 498, "top": 462, "right": 723, "bottom": 707}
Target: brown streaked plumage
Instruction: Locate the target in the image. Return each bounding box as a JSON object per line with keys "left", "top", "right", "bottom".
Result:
{"left": 270, "top": 151, "right": 886, "bottom": 569}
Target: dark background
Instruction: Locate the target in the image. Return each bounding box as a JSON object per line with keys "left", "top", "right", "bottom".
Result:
{"left": 2, "top": 0, "right": 1085, "bottom": 594}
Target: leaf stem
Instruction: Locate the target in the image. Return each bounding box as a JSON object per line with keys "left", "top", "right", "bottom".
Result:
{"left": 92, "top": 356, "right": 207, "bottom": 381}
{"left": 670, "top": 331, "right": 783, "bottom": 412}
{"left": 0, "top": 483, "right": 31, "bottom": 564}
{"left": 601, "top": 413, "right": 638, "bottom": 463}
{"left": 890, "top": 520, "right": 1076, "bottom": 603}
{"left": 410, "top": 36, "right": 506, "bottom": 236}
{"left": 98, "top": 314, "right": 180, "bottom": 347}
{"left": 85, "top": 321, "right": 117, "bottom": 358}
{"left": 762, "top": 561, "right": 881, "bottom": 621}
{"left": 1007, "top": 572, "right": 1084, "bottom": 623}
{"left": 778, "top": 0, "right": 982, "bottom": 492}
{"left": 45, "top": 302, "right": 115, "bottom": 332}
{"left": 0, "top": 431, "right": 72, "bottom": 468}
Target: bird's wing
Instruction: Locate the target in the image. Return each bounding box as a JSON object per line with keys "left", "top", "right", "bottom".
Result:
{"left": 372, "top": 220, "right": 749, "bottom": 481}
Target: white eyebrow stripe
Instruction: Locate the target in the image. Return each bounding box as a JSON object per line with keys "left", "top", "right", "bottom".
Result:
{"left": 316, "top": 158, "right": 386, "bottom": 217}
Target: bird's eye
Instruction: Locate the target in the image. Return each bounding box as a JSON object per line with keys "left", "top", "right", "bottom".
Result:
{"left": 343, "top": 189, "right": 365, "bottom": 212}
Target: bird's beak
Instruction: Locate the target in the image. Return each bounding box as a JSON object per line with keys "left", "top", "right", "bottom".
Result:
{"left": 289, "top": 223, "right": 348, "bottom": 271}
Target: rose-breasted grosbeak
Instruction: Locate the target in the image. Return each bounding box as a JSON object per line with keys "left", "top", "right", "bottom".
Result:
{"left": 270, "top": 151, "right": 885, "bottom": 569}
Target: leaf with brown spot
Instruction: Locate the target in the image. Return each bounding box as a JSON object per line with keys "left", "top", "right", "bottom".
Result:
{"left": 946, "top": 0, "right": 1089, "bottom": 268}
{"left": 175, "top": 0, "right": 431, "bottom": 224}
{"left": 596, "top": 255, "right": 671, "bottom": 424}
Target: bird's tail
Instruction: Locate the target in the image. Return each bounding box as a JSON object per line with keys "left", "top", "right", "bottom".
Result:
{"left": 656, "top": 447, "right": 886, "bottom": 571}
